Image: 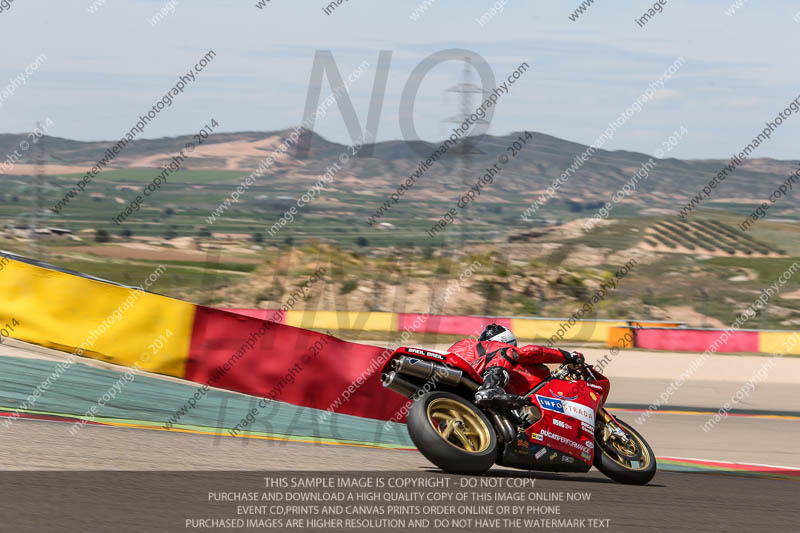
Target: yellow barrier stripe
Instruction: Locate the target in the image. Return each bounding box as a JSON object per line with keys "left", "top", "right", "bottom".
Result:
{"left": 758, "top": 331, "right": 800, "bottom": 355}
{"left": 0, "top": 258, "right": 195, "bottom": 377}
{"left": 512, "top": 318, "right": 628, "bottom": 343}
{"left": 285, "top": 310, "right": 396, "bottom": 332}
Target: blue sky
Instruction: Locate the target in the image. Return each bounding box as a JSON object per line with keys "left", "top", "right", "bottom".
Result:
{"left": 0, "top": 0, "right": 798, "bottom": 159}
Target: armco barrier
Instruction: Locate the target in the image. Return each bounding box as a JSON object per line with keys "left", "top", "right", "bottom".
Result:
{"left": 758, "top": 330, "right": 800, "bottom": 355}
{"left": 606, "top": 326, "right": 795, "bottom": 355}
{"left": 511, "top": 318, "right": 627, "bottom": 343}
{"left": 224, "top": 308, "right": 683, "bottom": 344}
{"left": 635, "top": 328, "right": 759, "bottom": 353}
{"left": 608, "top": 327, "right": 635, "bottom": 348}
{"left": 397, "top": 314, "right": 511, "bottom": 336}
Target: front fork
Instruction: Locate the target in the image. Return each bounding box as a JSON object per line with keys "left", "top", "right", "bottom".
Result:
{"left": 597, "top": 408, "right": 631, "bottom": 446}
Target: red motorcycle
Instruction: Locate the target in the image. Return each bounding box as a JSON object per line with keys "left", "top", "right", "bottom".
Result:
{"left": 381, "top": 346, "right": 656, "bottom": 485}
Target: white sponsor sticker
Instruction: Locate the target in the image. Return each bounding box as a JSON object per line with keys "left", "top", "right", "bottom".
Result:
{"left": 535, "top": 448, "right": 547, "bottom": 459}
{"left": 552, "top": 419, "right": 572, "bottom": 431}
{"left": 562, "top": 400, "right": 595, "bottom": 427}
{"left": 407, "top": 348, "right": 446, "bottom": 360}
{"left": 539, "top": 429, "right": 590, "bottom": 453}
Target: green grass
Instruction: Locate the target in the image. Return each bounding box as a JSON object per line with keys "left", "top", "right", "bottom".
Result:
{"left": 699, "top": 257, "right": 800, "bottom": 285}
{"left": 42, "top": 257, "right": 241, "bottom": 294}
{"left": 133, "top": 258, "right": 261, "bottom": 273}
{"left": 570, "top": 218, "right": 656, "bottom": 251}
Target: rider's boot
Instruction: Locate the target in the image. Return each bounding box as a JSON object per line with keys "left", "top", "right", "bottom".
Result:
{"left": 474, "top": 367, "right": 527, "bottom": 410}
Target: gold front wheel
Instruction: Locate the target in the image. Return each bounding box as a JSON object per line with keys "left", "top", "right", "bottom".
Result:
{"left": 593, "top": 413, "right": 657, "bottom": 485}
{"left": 426, "top": 398, "right": 492, "bottom": 453}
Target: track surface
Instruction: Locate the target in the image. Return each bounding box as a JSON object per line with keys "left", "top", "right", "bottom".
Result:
{"left": 0, "top": 425, "right": 796, "bottom": 533}
{"left": 1, "top": 339, "right": 799, "bottom": 531}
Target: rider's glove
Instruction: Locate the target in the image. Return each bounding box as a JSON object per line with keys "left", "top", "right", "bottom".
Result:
{"left": 559, "top": 349, "right": 585, "bottom": 366}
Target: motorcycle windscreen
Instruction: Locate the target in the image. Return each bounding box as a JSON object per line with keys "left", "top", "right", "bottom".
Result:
{"left": 527, "top": 379, "right": 602, "bottom": 464}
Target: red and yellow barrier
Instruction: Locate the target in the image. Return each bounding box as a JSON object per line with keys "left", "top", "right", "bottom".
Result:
{"left": 606, "top": 326, "right": 800, "bottom": 355}
{"left": 397, "top": 314, "right": 511, "bottom": 336}
{"left": 0, "top": 256, "right": 406, "bottom": 420}
{"left": 224, "top": 309, "right": 682, "bottom": 344}
{"left": 608, "top": 327, "right": 635, "bottom": 348}
{"left": 2, "top": 253, "right": 798, "bottom": 425}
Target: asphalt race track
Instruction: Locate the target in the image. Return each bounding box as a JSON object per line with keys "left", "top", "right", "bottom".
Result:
{"left": 0, "top": 430, "right": 795, "bottom": 533}
{"left": 1, "top": 338, "right": 798, "bottom": 532}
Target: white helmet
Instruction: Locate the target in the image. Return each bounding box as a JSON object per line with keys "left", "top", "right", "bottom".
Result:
{"left": 479, "top": 324, "right": 517, "bottom": 346}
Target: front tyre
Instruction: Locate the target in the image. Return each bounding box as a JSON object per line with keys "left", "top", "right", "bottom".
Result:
{"left": 407, "top": 391, "right": 498, "bottom": 474}
{"left": 594, "top": 416, "right": 657, "bottom": 485}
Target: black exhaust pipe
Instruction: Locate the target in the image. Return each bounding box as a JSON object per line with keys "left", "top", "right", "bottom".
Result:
{"left": 381, "top": 371, "right": 419, "bottom": 398}
{"left": 392, "top": 356, "right": 479, "bottom": 392}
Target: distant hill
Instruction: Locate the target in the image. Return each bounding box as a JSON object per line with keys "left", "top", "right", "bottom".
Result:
{"left": 1, "top": 128, "right": 797, "bottom": 211}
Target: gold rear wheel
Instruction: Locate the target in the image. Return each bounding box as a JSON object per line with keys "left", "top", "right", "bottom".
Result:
{"left": 426, "top": 398, "right": 492, "bottom": 453}
{"left": 408, "top": 391, "right": 498, "bottom": 474}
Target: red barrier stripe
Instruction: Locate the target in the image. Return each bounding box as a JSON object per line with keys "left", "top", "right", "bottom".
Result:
{"left": 222, "top": 309, "right": 286, "bottom": 323}
{"left": 635, "top": 328, "right": 759, "bottom": 353}
{"left": 185, "top": 307, "right": 408, "bottom": 421}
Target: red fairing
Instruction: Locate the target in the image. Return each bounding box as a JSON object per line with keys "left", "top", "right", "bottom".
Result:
{"left": 527, "top": 378, "right": 604, "bottom": 465}
{"left": 506, "top": 364, "right": 551, "bottom": 397}
{"left": 585, "top": 366, "right": 611, "bottom": 406}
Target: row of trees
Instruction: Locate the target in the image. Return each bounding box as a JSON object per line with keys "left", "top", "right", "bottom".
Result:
{"left": 93, "top": 227, "right": 372, "bottom": 247}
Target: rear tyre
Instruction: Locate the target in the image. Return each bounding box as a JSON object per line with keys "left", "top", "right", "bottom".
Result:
{"left": 594, "top": 417, "right": 657, "bottom": 485}
{"left": 407, "top": 391, "right": 498, "bottom": 474}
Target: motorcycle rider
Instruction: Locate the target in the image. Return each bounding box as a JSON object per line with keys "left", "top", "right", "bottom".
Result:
{"left": 448, "top": 324, "right": 584, "bottom": 410}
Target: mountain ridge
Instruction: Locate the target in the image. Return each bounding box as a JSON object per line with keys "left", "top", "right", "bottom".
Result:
{"left": 1, "top": 128, "right": 796, "bottom": 212}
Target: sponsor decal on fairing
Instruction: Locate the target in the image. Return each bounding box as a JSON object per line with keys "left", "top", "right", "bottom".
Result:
{"left": 536, "top": 395, "right": 596, "bottom": 427}
{"left": 540, "top": 429, "right": 591, "bottom": 453}
{"left": 406, "top": 348, "right": 446, "bottom": 360}
{"left": 552, "top": 418, "right": 573, "bottom": 431}
{"left": 562, "top": 400, "right": 596, "bottom": 427}
{"left": 553, "top": 391, "right": 579, "bottom": 401}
